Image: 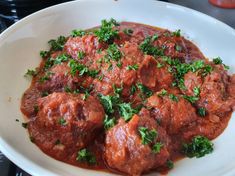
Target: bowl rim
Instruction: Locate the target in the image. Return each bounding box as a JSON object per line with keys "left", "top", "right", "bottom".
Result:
{"left": 0, "top": 0, "right": 235, "bottom": 175}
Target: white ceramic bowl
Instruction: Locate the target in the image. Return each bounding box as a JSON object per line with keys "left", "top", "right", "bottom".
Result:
{"left": 0, "top": 0, "right": 235, "bottom": 176}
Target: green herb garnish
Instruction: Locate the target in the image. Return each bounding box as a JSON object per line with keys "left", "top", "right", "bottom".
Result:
{"left": 152, "top": 142, "right": 163, "bottom": 153}
{"left": 182, "top": 135, "right": 213, "bottom": 158}
{"left": 76, "top": 148, "right": 96, "bottom": 165}
{"left": 94, "top": 18, "right": 119, "bottom": 44}
{"left": 138, "top": 127, "right": 157, "bottom": 145}
{"left": 126, "top": 64, "right": 139, "bottom": 70}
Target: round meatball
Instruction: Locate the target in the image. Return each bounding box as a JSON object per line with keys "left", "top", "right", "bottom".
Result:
{"left": 28, "top": 92, "right": 105, "bottom": 160}
{"left": 146, "top": 92, "right": 197, "bottom": 134}
{"left": 105, "top": 108, "right": 170, "bottom": 175}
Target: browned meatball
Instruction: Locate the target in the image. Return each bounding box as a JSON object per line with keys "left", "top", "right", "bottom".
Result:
{"left": 138, "top": 56, "right": 173, "bottom": 89}
{"left": 197, "top": 68, "right": 234, "bottom": 115}
{"left": 64, "top": 35, "right": 103, "bottom": 60}
{"left": 146, "top": 92, "right": 197, "bottom": 134}
{"left": 105, "top": 108, "right": 170, "bottom": 176}
{"left": 28, "top": 92, "right": 105, "bottom": 160}
{"left": 35, "top": 62, "right": 84, "bottom": 93}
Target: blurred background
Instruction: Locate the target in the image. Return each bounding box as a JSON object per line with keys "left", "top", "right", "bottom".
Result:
{"left": 0, "top": 0, "right": 234, "bottom": 175}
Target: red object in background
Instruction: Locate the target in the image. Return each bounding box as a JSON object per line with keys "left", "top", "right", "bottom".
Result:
{"left": 209, "top": 0, "right": 235, "bottom": 8}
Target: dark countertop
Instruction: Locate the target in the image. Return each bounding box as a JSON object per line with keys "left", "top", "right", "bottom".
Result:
{"left": 0, "top": 0, "right": 234, "bottom": 176}
{"left": 167, "top": 0, "right": 235, "bottom": 29}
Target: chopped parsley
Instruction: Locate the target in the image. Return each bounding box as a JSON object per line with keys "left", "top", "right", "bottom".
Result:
{"left": 197, "top": 107, "right": 206, "bottom": 117}
{"left": 77, "top": 51, "right": 86, "bottom": 59}
{"left": 30, "top": 136, "right": 35, "bottom": 143}
{"left": 193, "top": 86, "right": 200, "bottom": 96}
{"left": 137, "top": 83, "right": 153, "bottom": 98}
{"left": 183, "top": 95, "right": 199, "bottom": 104}
{"left": 175, "top": 44, "right": 182, "bottom": 51}
{"left": 213, "top": 57, "right": 229, "bottom": 70}
{"left": 166, "top": 160, "right": 174, "bottom": 169}
{"left": 41, "top": 91, "right": 49, "bottom": 97}
{"left": 54, "top": 54, "right": 69, "bottom": 65}
{"left": 157, "top": 62, "right": 164, "bottom": 68}
{"left": 71, "top": 29, "right": 86, "bottom": 37}
{"left": 158, "top": 89, "right": 168, "bottom": 97}
{"left": 40, "top": 50, "right": 49, "bottom": 58}
{"left": 94, "top": 18, "right": 119, "bottom": 44}
{"left": 182, "top": 135, "right": 214, "bottom": 158}
{"left": 123, "top": 28, "right": 133, "bottom": 36}
{"left": 98, "top": 94, "right": 118, "bottom": 115}
{"left": 68, "top": 60, "right": 98, "bottom": 77}
{"left": 169, "top": 94, "right": 178, "bottom": 102}
{"left": 118, "top": 103, "right": 137, "bottom": 121}
{"left": 39, "top": 72, "right": 53, "bottom": 83}
{"left": 76, "top": 148, "right": 96, "bottom": 165}
{"left": 24, "top": 69, "right": 37, "bottom": 77}
{"left": 172, "top": 29, "right": 181, "bottom": 37}
{"left": 58, "top": 117, "right": 67, "bottom": 126}
{"left": 152, "top": 142, "right": 163, "bottom": 153}
{"left": 130, "top": 84, "right": 137, "bottom": 95}
{"left": 106, "top": 44, "right": 122, "bottom": 61}
{"left": 48, "top": 36, "right": 66, "bottom": 51}
{"left": 22, "top": 122, "right": 28, "bottom": 129}
{"left": 103, "top": 115, "right": 116, "bottom": 130}
{"left": 126, "top": 64, "right": 139, "bottom": 70}
{"left": 138, "top": 127, "right": 157, "bottom": 145}
{"left": 139, "top": 36, "right": 164, "bottom": 56}
{"left": 64, "top": 86, "right": 72, "bottom": 93}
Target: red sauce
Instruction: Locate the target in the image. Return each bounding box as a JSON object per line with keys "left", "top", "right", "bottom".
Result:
{"left": 21, "top": 21, "right": 235, "bottom": 175}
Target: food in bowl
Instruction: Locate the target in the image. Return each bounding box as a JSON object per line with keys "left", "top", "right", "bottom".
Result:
{"left": 20, "top": 19, "right": 235, "bottom": 175}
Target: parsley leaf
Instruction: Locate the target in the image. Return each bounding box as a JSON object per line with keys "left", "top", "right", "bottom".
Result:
{"left": 68, "top": 60, "right": 98, "bottom": 77}
{"left": 137, "top": 83, "right": 153, "bottom": 98}
{"left": 126, "top": 64, "right": 139, "bottom": 70}
{"left": 172, "top": 29, "right": 181, "bottom": 37}
{"left": 139, "top": 36, "right": 164, "bottom": 56}
{"left": 58, "top": 117, "right": 67, "bottom": 126}
{"left": 71, "top": 29, "right": 86, "bottom": 37}
{"left": 24, "top": 69, "right": 37, "bottom": 77}
{"left": 182, "top": 135, "right": 213, "bottom": 158}
{"left": 48, "top": 36, "right": 66, "bottom": 51}
{"left": 118, "top": 103, "right": 137, "bottom": 121}
{"left": 169, "top": 94, "right": 178, "bottom": 102}
{"left": 193, "top": 87, "right": 200, "bottom": 96}
{"left": 40, "top": 50, "right": 50, "bottom": 58}
{"left": 77, "top": 51, "right": 86, "bottom": 59}
{"left": 182, "top": 95, "right": 199, "bottom": 104}
{"left": 98, "top": 94, "right": 119, "bottom": 115}
{"left": 103, "top": 115, "right": 116, "bottom": 130}
{"left": 197, "top": 107, "right": 206, "bottom": 117}
{"left": 138, "top": 127, "right": 157, "bottom": 145}
{"left": 54, "top": 54, "right": 69, "bottom": 65}
{"left": 94, "top": 18, "right": 119, "bottom": 44}
{"left": 166, "top": 160, "right": 174, "bottom": 169}
{"left": 106, "top": 44, "right": 122, "bottom": 61}
{"left": 76, "top": 148, "right": 96, "bottom": 165}
{"left": 123, "top": 28, "right": 133, "bottom": 36}
{"left": 213, "top": 57, "right": 229, "bottom": 70}
{"left": 152, "top": 142, "right": 163, "bottom": 153}
{"left": 158, "top": 89, "right": 168, "bottom": 97}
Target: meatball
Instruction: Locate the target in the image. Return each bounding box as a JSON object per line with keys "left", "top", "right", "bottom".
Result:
{"left": 146, "top": 92, "right": 197, "bottom": 134}
{"left": 197, "top": 69, "right": 234, "bottom": 115}
{"left": 28, "top": 92, "right": 105, "bottom": 160}
{"left": 138, "top": 56, "right": 173, "bottom": 89}
{"left": 105, "top": 108, "right": 170, "bottom": 176}
{"left": 64, "top": 35, "right": 103, "bottom": 60}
